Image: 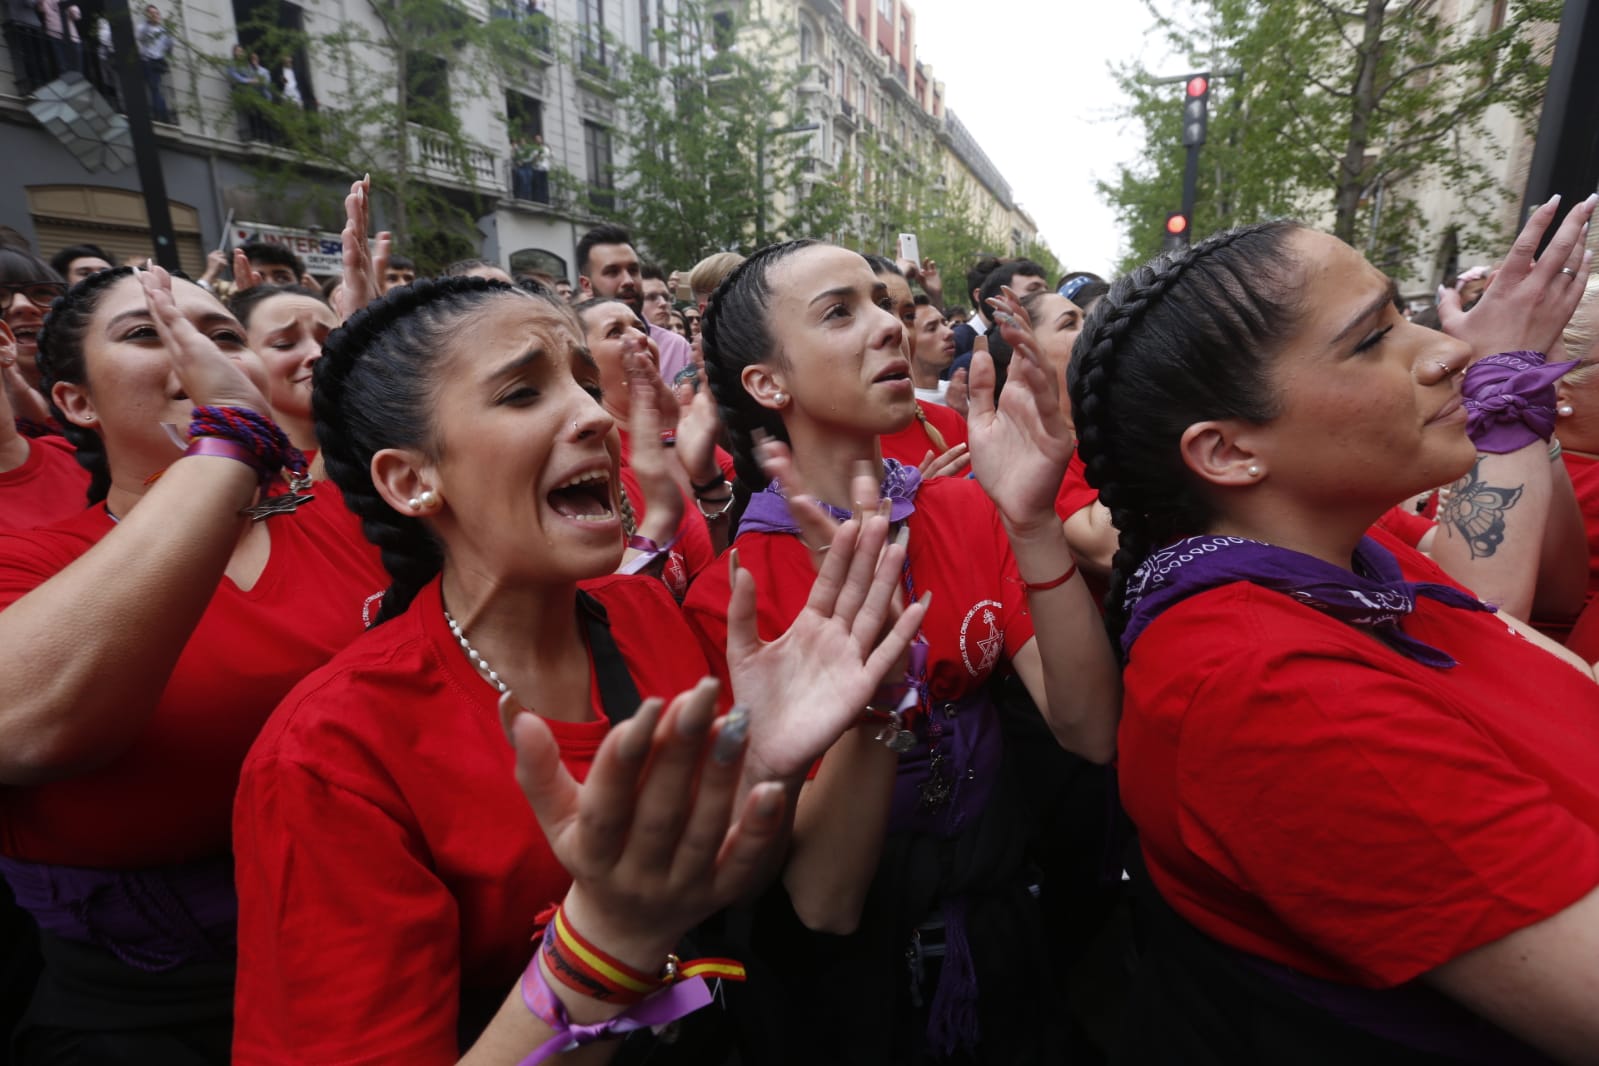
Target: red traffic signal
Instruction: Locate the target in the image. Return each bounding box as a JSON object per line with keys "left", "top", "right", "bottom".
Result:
{"left": 1165, "top": 212, "right": 1189, "bottom": 235}
{"left": 1186, "top": 75, "right": 1209, "bottom": 98}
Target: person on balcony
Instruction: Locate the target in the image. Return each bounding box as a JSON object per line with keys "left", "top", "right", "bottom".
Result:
{"left": 133, "top": 3, "right": 172, "bottom": 123}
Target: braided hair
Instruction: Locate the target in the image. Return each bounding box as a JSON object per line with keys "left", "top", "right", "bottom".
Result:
{"left": 1066, "top": 221, "right": 1303, "bottom": 645}
{"left": 35, "top": 266, "right": 142, "bottom": 505}
{"left": 700, "top": 239, "right": 817, "bottom": 532}
{"left": 313, "top": 274, "right": 566, "bottom": 624}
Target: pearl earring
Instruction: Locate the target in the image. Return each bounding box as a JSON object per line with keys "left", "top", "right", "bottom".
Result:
{"left": 774, "top": 391, "right": 787, "bottom": 407}
{"left": 409, "top": 489, "right": 439, "bottom": 511}
{"left": 1558, "top": 404, "right": 1575, "bottom": 417}
{"left": 1246, "top": 464, "right": 1261, "bottom": 477}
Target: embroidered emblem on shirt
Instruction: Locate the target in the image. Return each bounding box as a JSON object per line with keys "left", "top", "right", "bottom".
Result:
{"left": 959, "top": 599, "right": 1004, "bottom": 677}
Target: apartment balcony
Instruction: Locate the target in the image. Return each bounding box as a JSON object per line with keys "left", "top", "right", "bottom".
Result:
{"left": 834, "top": 96, "right": 858, "bottom": 132}
{"left": 575, "top": 40, "right": 623, "bottom": 96}
{"left": 408, "top": 122, "right": 499, "bottom": 190}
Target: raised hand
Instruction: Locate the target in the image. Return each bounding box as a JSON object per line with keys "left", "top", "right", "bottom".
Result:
{"left": 1, "top": 324, "right": 51, "bottom": 426}
{"left": 675, "top": 379, "right": 723, "bottom": 488}
{"left": 755, "top": 435, "right": 882, "bottom": 570}
{"left": 137, "top": 264, "right": 270, "bottom": 414}
{"left": 969, "top": 285, "right": 1074, "bottom": 531}
{"left": 918, "top": 257, "right": 943, "bottom": 305}
{"left": 1438, "top": 193, "right": 1596, "bottom": 362}
{"left": 335, "top": 175, "right": 392, "bottom": 320}
{"left": 946, "top": 367, "right": 970, "bottom": 419}
{"left": 622, "top": 347, "right": 684, "bottom": 544}
{"left": 917, "top": 441, "right": 969, "bottom": 480}
{"left": 726, "top": 515, "right": 928, "bottom": 783}
{"left": 507, "top": 681, "right": 788, "bottom": 970}
{"left": 231, "top": 248, "right": 263, "bottom": 293}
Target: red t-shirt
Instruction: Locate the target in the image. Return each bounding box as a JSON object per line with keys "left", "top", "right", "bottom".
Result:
{"left": 1120, "top": 528, "right": 1599, "bottom": 989}
{"left": 878, "top": 402, "right": 969, "bottom": 471}
{"left": 0, "top": 494, "right": 388, "bottom": 867}
{"left": 684, "top": 476, "right": 1034, "bottom": 702}
{"left": 1373, "top": 503, "right": 1434, "bottom": 548}
{"left": 0, "top": 435, "right": 91, "bottom": 532}
{"left": 1562, "top": 450, "right": 1599, "bottom": 609}
{"left": 1054, "top": 452, "right": 1098, "bottom": 522}
{"left": 232, "top": 574, "right": 711, "bottom": 1065}
{"left": 616, "top": 428, "right": 713, "bottom": 598}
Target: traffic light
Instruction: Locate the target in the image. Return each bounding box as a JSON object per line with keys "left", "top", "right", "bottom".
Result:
{"left": 1162, "top": 211, "right": 1190, "bottom": 252}
{"left": 1182, "top": 73, "right": 1210, "bottom": 147}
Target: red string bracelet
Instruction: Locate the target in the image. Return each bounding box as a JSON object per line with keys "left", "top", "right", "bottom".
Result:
{"left": 1021, "top": 562, "right": 1078, "bottom": 592}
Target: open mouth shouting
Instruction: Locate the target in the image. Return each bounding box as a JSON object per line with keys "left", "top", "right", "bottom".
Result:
{"left": 546, "top": 466, "right": 619, "bottom": 527}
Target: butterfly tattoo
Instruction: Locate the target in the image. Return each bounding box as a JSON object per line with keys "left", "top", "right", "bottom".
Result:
{"left": 1438, "top": 460, "right": 1523, "bottom": 559}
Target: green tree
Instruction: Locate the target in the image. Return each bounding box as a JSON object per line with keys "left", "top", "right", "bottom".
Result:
{"left": 1100, "top": 0, "right": 1557, "bottom": 278}
{"left": 591, "top": 0, "right": 838, "bottom": 268}
{"left": 210, "top": 0, "right": 557, "bottom": 267}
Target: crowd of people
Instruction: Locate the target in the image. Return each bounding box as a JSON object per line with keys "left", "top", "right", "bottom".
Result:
{"left": 1, "top": 172, "right": 1598, "bottom": 1066}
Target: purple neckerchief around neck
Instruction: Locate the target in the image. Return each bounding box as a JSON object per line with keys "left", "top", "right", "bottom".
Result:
{"left": 1120, "top": 535, "right": 1493, "bottom": 669}
{"left": 738, "top": 458, "right": 922, "bottom": 534}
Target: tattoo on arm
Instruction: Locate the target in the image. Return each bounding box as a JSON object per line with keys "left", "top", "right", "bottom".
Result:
{"left": 1437, "top": 457, "right": 1524, "bottom": 560}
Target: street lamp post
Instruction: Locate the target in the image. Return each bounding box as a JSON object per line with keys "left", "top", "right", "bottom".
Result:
{"left": 755, "top": 121, "right": 820, "bottom": 246}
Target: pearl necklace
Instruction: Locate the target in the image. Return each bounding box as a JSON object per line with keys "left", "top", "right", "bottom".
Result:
{"left": 444, "top": 608, "right": 510, "bottom": 695}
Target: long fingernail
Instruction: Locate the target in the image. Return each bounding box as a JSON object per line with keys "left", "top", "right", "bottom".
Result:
{"left": 1546, "top": 192, "right": 1561, "bottom": 207}
{"left": 712, "top": 704, "right": 750, "bottom": 763}
{"left": 894, "top": 526, "right": 910, "bottom": 550}
{"left": 729, "top": 547, "right": 740, "bottom": 579}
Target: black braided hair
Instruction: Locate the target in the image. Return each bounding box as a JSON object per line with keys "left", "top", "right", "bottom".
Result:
{"left": 35, "top": 266, "right": 141, "bottom": 505}
{"left": 313, "top": 274, "right": 570, "bottom": 624}
{"left": 1066, "top": 220, "right": 1303, "bottom": 646}
{"left": 699, "top": 239, "right": 817, "bottom": 534}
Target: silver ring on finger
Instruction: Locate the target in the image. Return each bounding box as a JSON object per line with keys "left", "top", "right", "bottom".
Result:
{"left": 1561, "top": 267, "right": 1579, "bottom": 278}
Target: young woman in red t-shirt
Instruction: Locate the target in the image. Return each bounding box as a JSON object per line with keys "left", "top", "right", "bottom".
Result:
{"left": 570, "top": 296, "right": 724, "bottom": 597}
{"left": 230, "top": 282, "right": 341, "bottom": 457}
{"left": 1069, "top": 198, "right": 1599, "bottom": 1062}
{"left": 0, "top": 262, "right": 390, "bottom": 1062}
{"left": 231, "top": 274, "right": 927, "bottom": 1064}
{"left": 686, "top": 241, "right": 1120, "bottom": 1062}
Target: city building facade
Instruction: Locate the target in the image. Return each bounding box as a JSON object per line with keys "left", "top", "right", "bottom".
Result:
{"left": 0, "top": 0, "right": 1036, "bottom": 278}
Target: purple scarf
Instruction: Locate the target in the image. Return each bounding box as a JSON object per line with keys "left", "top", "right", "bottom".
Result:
{"left": 1121, "top": 535, "right": 1493, "bottom": 668}
{"left": 738, "top": 459, "right": 922, "bottom": 533}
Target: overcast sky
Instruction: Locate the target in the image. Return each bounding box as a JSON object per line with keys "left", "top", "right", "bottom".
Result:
{"left": 909, "top": 0, "right": 1181, "bottom": 277}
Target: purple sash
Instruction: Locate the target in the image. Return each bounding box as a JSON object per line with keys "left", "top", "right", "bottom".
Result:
{"left": 738, "top": 459, "right": 922, "bottom": 534}
{"left": 1121, "top": 534, "right": 1492, "bottom": 668}
{"left": 0, "top": 854, "right": 236, "bottom": 972}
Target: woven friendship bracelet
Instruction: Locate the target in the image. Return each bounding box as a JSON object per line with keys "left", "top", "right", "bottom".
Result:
{"left": 187, "top": 405, "right": 307, "bottom": 485}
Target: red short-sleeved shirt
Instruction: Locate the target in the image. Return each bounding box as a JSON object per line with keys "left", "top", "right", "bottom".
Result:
{"left": 878, "top": 402, "right": 969, "bottom": 471}
{"left": 0, "top": 494, "right": 389, "bottom": 867}
{"left": 1562, "top": 450, "right": 1599, "bottom": 608}
{"left": 616, "top": 428, "right": 713, "bottom": 597}
{"left": 0, "top": 435, "right": 91, "bottom": 531}
{"left": 1054, "top": 452, "right": 1098, "bottom": 522}
{"left": 684, "top": 476, "right": 1034, "bottom": 701}
{"left": 1120, "top": 528, "right": 1599, "bottom": 989}
{"left": 232, "top": 574, "right": 711, "bottom": 1065}
{"left": 1373, "top": 503, "right": 1434, "bottom": 548}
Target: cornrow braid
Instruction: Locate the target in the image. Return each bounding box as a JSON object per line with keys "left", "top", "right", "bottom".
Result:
{"left": 700, "top": 239, "right": 817, "bottom": 534}
{"left": 313, "top": 274, "right": 555, "bottom": 624}
{"left": 1066, "top": 221, "right": 1304, "bottom": 646}
{"left": 36, "top": 266, "right": 141, "bottom": 504}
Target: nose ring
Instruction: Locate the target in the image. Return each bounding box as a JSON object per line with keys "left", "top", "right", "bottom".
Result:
{"left": 1435, "top": 360, "right": 1456, "bottom": 378}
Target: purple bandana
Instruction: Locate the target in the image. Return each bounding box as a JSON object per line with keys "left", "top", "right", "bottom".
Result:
{"left": 1462, "top": 350, "right": 1577, "bottom": 454}
{"left": 738, "top": 458, "right": 922, "bottom": 534}
{"left": 1121, "top": 535, "right": 1493, "bottom": 668}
